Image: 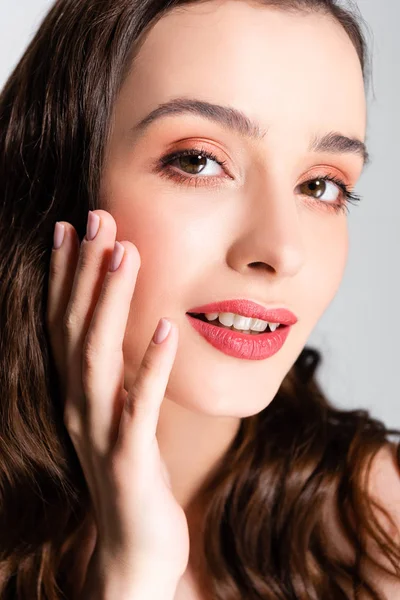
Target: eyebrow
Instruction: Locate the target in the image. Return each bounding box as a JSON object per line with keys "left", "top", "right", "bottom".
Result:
{"left": 130, "top": 97, "right": 370, "bottom": 167}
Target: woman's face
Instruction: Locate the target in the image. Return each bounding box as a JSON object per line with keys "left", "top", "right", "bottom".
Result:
{"left": 101, "top": 0, "right": 367, "bottom": 418}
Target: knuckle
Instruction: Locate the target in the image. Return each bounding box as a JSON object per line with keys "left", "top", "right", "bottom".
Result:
{"left": 82, "top": 337, "right": 100, "bottom": 369}
{"left": 63, "top": 309, "right": 80, "bottom": 334}
{"left": 63, "top": 409, "right": 83, "bottom": 442}
{"left": 107, "top": 447, "right": 125, "bottom": 478}
{"left": 124, "top": 352, "right": 162, "bottom": 410}
{"left": 125, "top": 383, "right": 149, "bottom": 422}
{"left": 140, "top": 351, "right": 159, "bottom": 378}
{"left": 49, "top": 254, "right": 64, "bottom": 281}
{"left": 124, "top": 380, "right": 140, "bottom": 415}
{"left": 125, "top": 378, "right": 156, "bottom": 423}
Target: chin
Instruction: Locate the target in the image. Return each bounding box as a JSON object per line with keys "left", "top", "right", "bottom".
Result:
{"left": 164, "top": 372, "right": 285, "bottom": 419}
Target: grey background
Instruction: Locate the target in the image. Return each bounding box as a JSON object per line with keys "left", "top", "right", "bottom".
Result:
{"left": 0, "top": 0, "right": 398, "bottom": 427}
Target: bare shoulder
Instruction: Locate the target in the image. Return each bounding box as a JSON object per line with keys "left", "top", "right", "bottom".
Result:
{"left": 324, "top": 442, "right": 400, "bottom": 599}
{"left": 367, "top": 442, "right": 400, "bottom": 540}
{"left": 361, "top": 443, "right": 400, "bottom": 598}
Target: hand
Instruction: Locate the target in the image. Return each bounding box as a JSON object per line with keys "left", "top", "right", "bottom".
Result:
{"left": 46, "top": 209, "right": 190, "bottom": 586}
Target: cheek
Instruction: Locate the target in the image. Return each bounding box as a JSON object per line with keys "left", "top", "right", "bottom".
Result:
{"left": 305, "top": 218, "right": 349, "bottom": 318}
{"left": 106, "top": 189, "right": 214, "bottom": 347}
{"left": 113, "top": 196, "right": 206, "bottom": 289}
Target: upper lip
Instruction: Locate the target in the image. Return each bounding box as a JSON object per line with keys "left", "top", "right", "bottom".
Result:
{"left": 187, "top": 299, "right": 298, "bottom": 325}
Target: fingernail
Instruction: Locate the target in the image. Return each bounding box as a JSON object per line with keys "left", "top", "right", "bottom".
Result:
{"left": 153, "top": 318, "right": 171, "bottom": 344}
{"left": 86, "top": 211, "right": 100, "bottom": 241}
{"left": 109, "top": 241, "right": 125, "bottom": 272}
{"left": 53, "top": 222, "right": 65, "bottom": 249}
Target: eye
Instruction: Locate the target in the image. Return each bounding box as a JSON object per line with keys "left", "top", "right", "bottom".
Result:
{"left": 155, "top": 146, "right": 229, "bottom": 188}
{"left": 298, "top": 177, "right": 342, "bottom": 202}
{"left": 296, "top": 174, "right": 362, "bottom": 215}
{"left": 155, "top": 148, "right": 362, "bottom": 214}
{"left": 169, "top": 151, "right": 224, "bottom": 176}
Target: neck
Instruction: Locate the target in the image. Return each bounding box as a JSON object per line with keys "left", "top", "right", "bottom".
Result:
{"left": 156, "top": 396, "right": 241, "bottom": 511}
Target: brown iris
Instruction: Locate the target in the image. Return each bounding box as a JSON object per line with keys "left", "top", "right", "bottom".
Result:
{"left": 177, "top": 155, "right": 207, "bottom": 174}
{"left": 300, "top": 179, "right": 327, "bottom": 198}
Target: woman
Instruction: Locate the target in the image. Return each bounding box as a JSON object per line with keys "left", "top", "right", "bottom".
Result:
{"left": 0, "top": 0, "right": 399, "bottom": 598}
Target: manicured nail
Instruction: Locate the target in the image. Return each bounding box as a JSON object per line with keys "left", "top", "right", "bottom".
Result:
{"left": 53, "top": 222, "right": 65, "bottom": 250}
{"left": 86, "top": 211, "right": 100, "bottom": 241}
{"left": 153, "top": 318, "right": 171, "bottom": 344}
{"left": 109, "top": 241, "right": 125, "bottom": 272}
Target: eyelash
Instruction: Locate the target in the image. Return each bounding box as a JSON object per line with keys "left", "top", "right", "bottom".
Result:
{"left": 156, "top": 146, "right": 362, "bottom": 215}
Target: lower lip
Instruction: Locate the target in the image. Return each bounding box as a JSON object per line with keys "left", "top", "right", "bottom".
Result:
{"left": 186, "top": 315, "right": 292, "bottom": 360}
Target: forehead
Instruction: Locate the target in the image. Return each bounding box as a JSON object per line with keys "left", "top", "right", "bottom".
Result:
{"left": 121, "top": 0, "right": 366, "bottom": 141}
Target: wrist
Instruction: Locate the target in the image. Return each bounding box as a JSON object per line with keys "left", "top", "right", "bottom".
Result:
{"left": 81, "top": 550, "right": 181, "bottom": 600}
{"left": 101, "top": 576, "right": 180, "bottom": 600}
{"left": 81, "top": 551, "right": 180, "bottom": 600}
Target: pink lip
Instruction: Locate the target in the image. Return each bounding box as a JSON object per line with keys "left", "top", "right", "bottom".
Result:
{"left": 187, "top": 299, "right": 298, "bottom": 325}
{"left": 186, "top": 315, "right": 292, "bottom": 360}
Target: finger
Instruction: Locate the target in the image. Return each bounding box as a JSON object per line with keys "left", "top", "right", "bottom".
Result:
{"left": 117, "top": 318, "right": 178, "bottom": 455}
{"left": 46, "top": 220, "right": 103, "bottom": 511}
{"left": 63, "top": 210, "right": 116, "bottom": 409}
{"left": 82, "top": 240, "right": 141, "bottom": 453}
{"left": 46, "top": 222, "right": 80, "bottom": 383}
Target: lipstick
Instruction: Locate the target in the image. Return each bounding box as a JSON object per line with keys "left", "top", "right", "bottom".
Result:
{"left": 186, "top": 299, "right": 297, "bottom": 361}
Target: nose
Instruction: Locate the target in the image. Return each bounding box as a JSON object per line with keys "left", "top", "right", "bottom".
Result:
{"left": 228, "top": 181, "right": 305, "bottom": 279}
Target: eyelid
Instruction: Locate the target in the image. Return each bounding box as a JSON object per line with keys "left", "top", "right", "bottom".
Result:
{"left": 303, "top": 164, "right": 353, "bottom": 186}
{"left": 157, "top": 141, "right": 357, "bottom": 190}
{"left": 167, "top": 143, "right": 228, "bottom": 164}
{"left": 157, "top": 144, "right": 232, "bottom": 180}
{"left": 158, "top": 137, "right": 238, "bottom": 168}
{"left": 155, "top": 146, "right": 362, "bottom": 214}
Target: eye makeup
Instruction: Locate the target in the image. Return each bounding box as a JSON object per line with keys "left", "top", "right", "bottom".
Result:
{"left": 152, "top": 144, "right": 362, "bottom": 215}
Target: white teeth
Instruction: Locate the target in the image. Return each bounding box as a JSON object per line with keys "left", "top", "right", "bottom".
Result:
{"left": 204, "top": 312, "right": 280, "bottom": 333}
{"left": 205, "top": 312, "right": 219, "bottom": 321}
{"left": 232, "top": 314, "right": 253, "bottom": 331}
{"left": 251, "top": 318, "right": 270, "bottom": 332}
{"left": 218, "top": 312, "right": 235, "bottom": 327}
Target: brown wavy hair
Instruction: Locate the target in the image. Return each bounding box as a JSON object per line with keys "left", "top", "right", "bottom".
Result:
{"left": 0, "top": 0, "right": 399, "bottom": 598}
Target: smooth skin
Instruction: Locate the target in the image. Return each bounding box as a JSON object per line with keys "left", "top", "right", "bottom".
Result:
{"left": 45, "top": 1, "right": 400, "bottom": 598}
{"left": 46, "top": 214, "right": 189, "bottom": 597}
